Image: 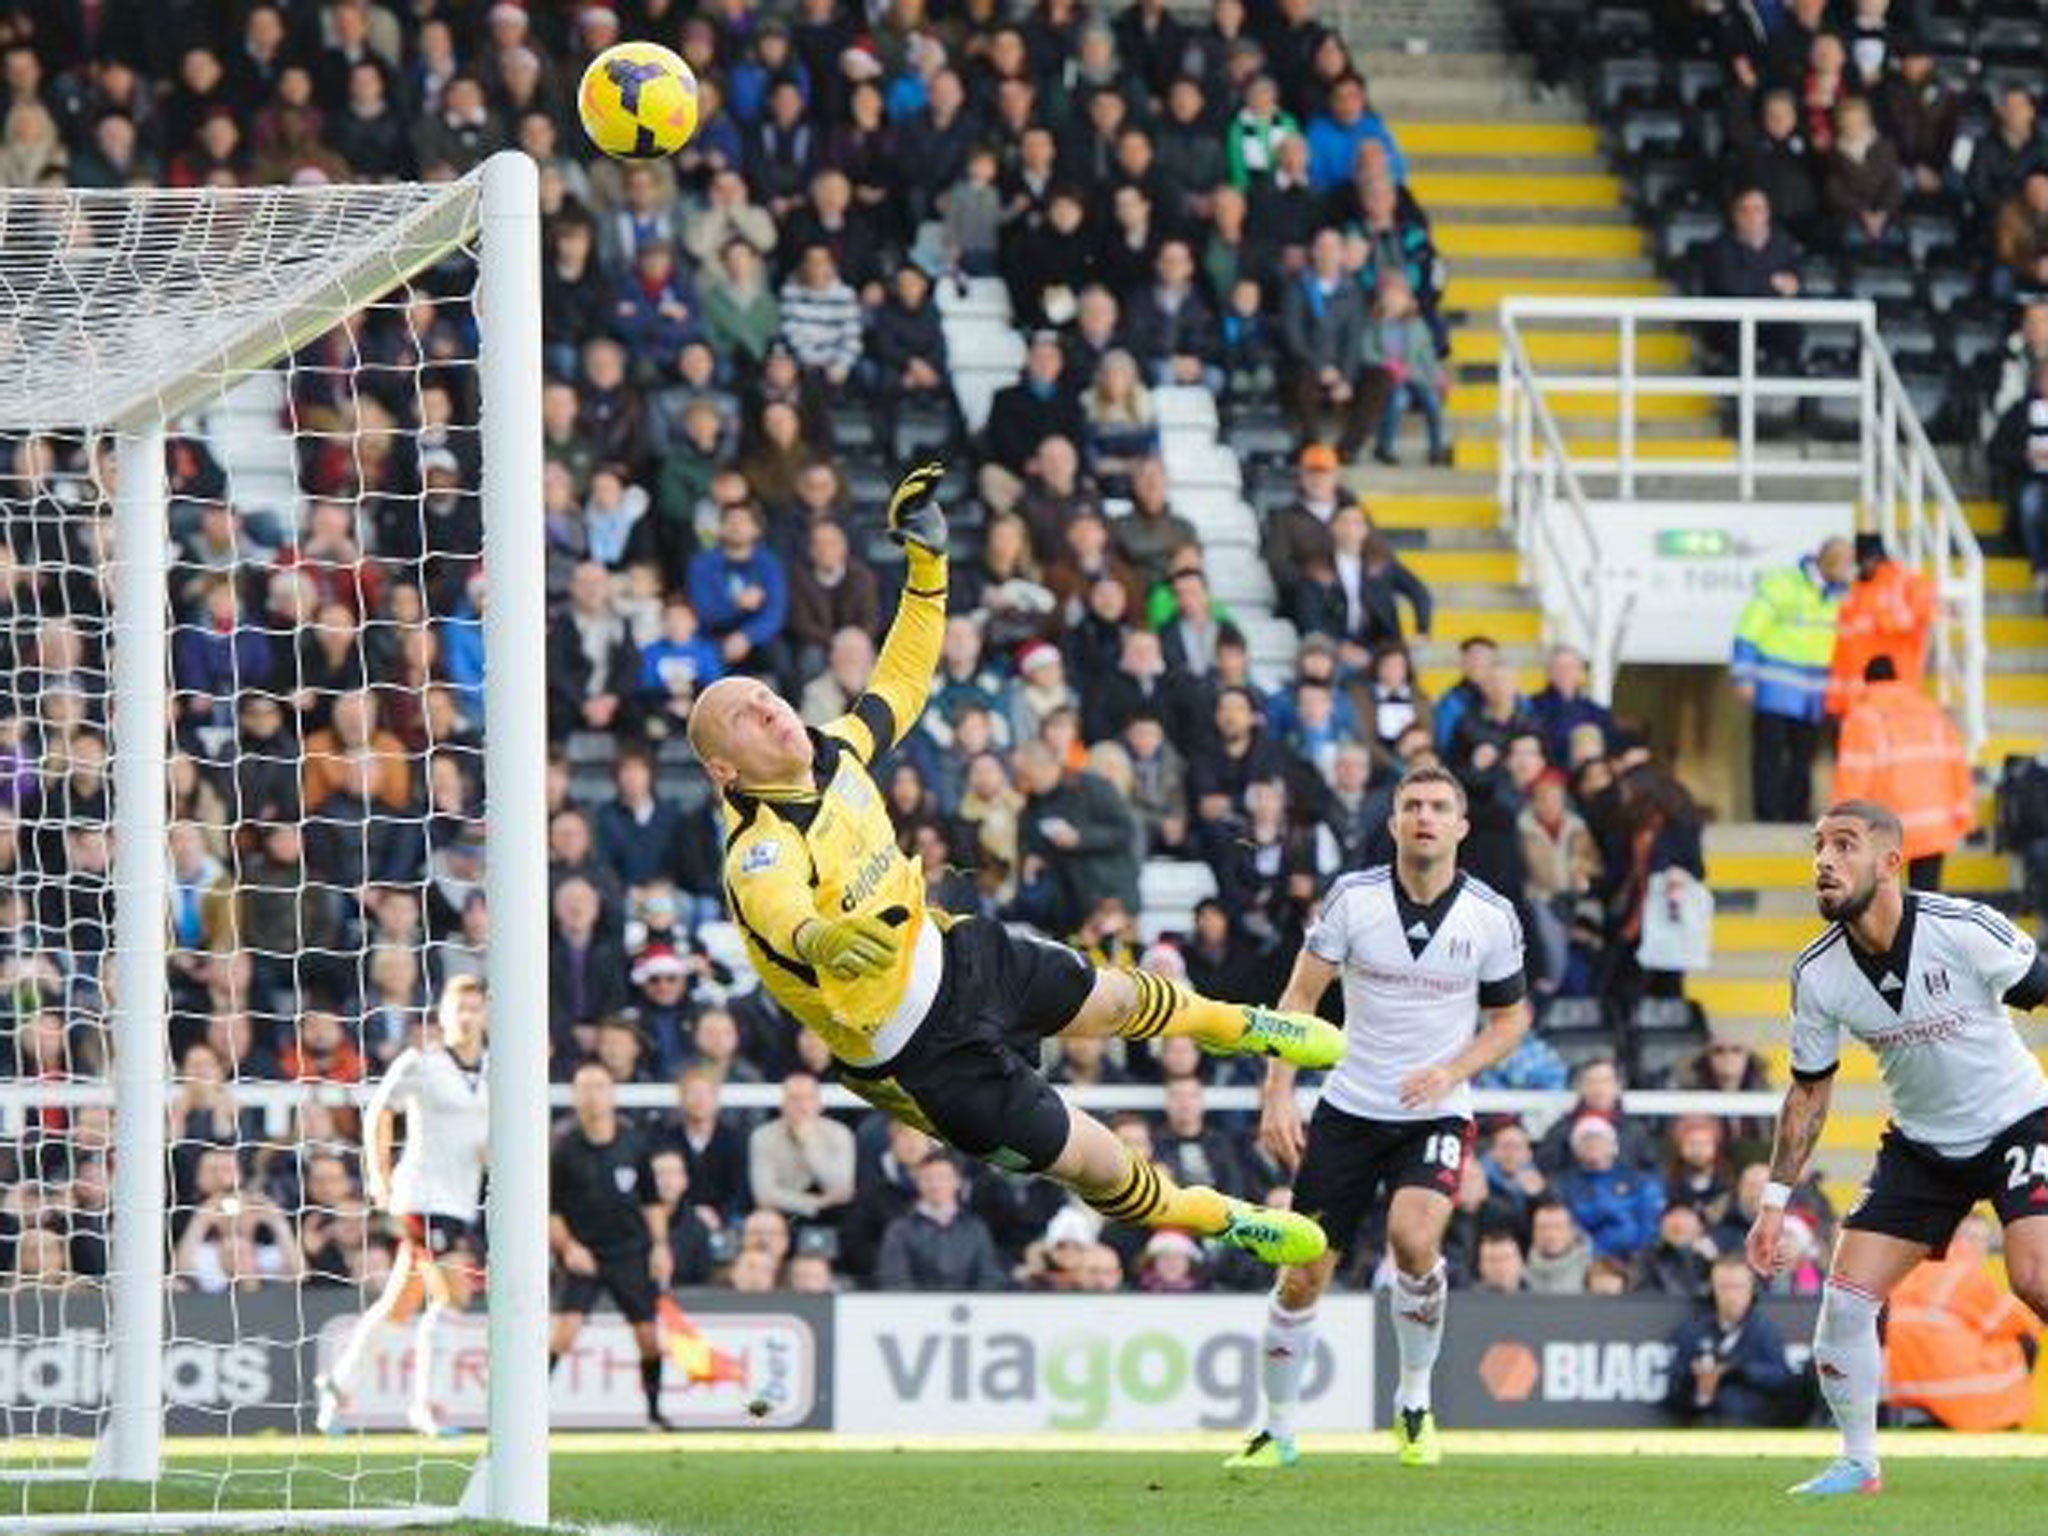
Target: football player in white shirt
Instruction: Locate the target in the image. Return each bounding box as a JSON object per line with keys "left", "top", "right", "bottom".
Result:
{"left": 317, "top": 976, "right": 490, "bottom": 1437}
{"left": 1227, "top": 766, "right": 1532, "bottom": 1472}
{"left": 1747, "top": 800, "right": 2048, "bottom": 1498}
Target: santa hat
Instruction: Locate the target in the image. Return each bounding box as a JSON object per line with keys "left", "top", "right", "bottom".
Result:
{"left": 631, "top": 943, "right": 688, "bottom": 984}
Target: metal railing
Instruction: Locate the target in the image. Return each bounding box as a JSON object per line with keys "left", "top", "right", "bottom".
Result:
{"left": 0, "top": 1078, "right": 1779, "bottom": 1142}
{"left": 1496, "top": 296, "right": 1986, "bottom": 756}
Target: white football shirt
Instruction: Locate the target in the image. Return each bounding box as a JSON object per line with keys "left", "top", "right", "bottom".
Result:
{"left": 368, "top": 1045, "right": 491, "bottom": 1221}
{"left": 1304, "top": 867, "right": 1527, "bottom": 1123}
{"left": 1790, "top": 893, "right": 2048, "bottom": 1156}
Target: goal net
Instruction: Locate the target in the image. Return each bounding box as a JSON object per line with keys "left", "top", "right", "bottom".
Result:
{"left": 0, "top": 155, "right": 549, "bottom": 1530}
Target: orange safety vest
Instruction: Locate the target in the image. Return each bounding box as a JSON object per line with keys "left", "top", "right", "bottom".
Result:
{"left": 1830, "top": 681, "right": 1972, "bottom": 861}
{"left": 1825, "top": 561, "right": 1936, "bottom": 716}
{"left": 1885, "top": 1254, "right": 2040, "bottom": 1432}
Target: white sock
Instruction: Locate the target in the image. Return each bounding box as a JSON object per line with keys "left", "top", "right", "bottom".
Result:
{"left": 1391, "top": 1261, "right": 1447, "bottom": 1414}
{"left": 1813, "top": 1279, "right": 1883, "bottom": 1469}
{"left": 410, "top": 1303, "right": 447, "bottom": 1421}
{"left": 1261, "top": 1297, "right": 1319, "bottom": 1441}
{"left": 327, "top": 1283, "right": 405, "bottom": 1395}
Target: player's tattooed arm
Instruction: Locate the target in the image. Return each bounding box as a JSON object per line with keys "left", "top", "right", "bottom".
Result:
{"left": 1767, "top": 1074, "right": 1833, "bottom": 1185}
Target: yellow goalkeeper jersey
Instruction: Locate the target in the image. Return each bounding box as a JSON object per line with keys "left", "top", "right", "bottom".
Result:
{"left": 718, "top": 545, "right": 948, "bottom": 1067}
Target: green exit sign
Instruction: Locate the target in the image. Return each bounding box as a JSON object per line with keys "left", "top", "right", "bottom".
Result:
{"left": 1656, "top": 529, "right": 1737, "bottom": 557}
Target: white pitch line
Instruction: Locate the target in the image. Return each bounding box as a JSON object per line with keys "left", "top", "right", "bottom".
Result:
{"left": 12, "top": 1429, "right": 2048, "bottom": 1464}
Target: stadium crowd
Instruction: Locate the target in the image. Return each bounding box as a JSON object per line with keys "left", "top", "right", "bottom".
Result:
{"left": 0, "top": 0, "right": 1964, "bottom": 1352}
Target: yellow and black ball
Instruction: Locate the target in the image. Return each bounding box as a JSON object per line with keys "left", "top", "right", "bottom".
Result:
{"left": 578, "top": 40, "right": 699, "bottom": 161}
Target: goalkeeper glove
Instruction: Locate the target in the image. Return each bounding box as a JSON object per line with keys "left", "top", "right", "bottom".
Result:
{"left": 793, "top": 914, "right": 902, "bottom": 980}
{"left": 885, "top": 459, "right": 949, "bottom": 558}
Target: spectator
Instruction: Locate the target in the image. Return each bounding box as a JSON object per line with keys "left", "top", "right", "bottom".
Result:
{"left": 548, "top": 877, "right": 630, "bottom": 1063}
{"left": 1632, "top": 1202, "right": 1714, "bottom": 1298}
{"left": 1519, "top": 769, "right": 1600, "bottom": 994}
{"left": 1109, "top": 459, "right": 1196, "bottom": 593}
{"left": 411, "top": 75, "right": 501, "bottom": 175}
{"left": 1360, "top": 271, "right": 1449, "bottom": 466}
{"left": 634, "top": 596, "right": 723, "bottom": 741}
{"left": 1554, "top": 1116, "right": 1665, "bottom": 1261}
{"left": 1537, "top": 1058, "right": 1656, "bottom": 1173}
{"left": 1473, "top": 1229, "right": 1528, "bottom": 1293}
{"left": 1699, "top": 185, "right": 1802, "bottom": 369}
{"left": 1701, "top": 186, "right": 1801, "bottom": 302}
{"left": 1996, "top": 170, "right": 2048, "bottom": 298}
{"left": 1876, "top": 41, "right": 1958, "bottom": 200}
{"left": 778, "top": 244, "right": 863, "bottom": 390}
{"left": 1125, "top": 241, "right": 1222, "bottom": 394}
{"left": 876, "top": 1153, "right": 1009, "bottom": 1291}
{"left": 612, "top": 242, "right": 700, "bottom": 378}
{"left": 700, "top": 240, "right": 782, "bottom": 373}
{"left": 1664, "top": 1254, "right": 1804, "bottom": 1426}
{"left": 1012, "top": 738, "right": 1142, "bottom": 933}
{"left": 594, "top": 746, "right": 685, "bottom": 894}
{"left": 667, "top": 1068, "right": 750, "bottom": 1226}
{"left": 1665, "top": 1114, "right": 1735, "bottom": 1222}
{"left": 1154, "top": 1078, "right": 1254, "bottom": 1198}
{"left": 1526, "top": 645, "right": 1617, "bottom": 769}
{"left": 748, "top": 1073, "right": 857, "bottom": 1230}
{"left": 1346, "top": 168, "right": 1447, "bottom": 355}
{"left": 1431, "top": 635, "right": 1498, "bottom": 755}
{"left": 1225, "top": 75, "right": 1300, "bottom": 191}
{"left": 1282, "top": 229, "right": 1372, "bottom": 460}
{"left": 800, "top": 627, "right": 877, "bottom": 726}
{"left": 1988, "top": 302, "right": 2048, "bottom": 433}
{"left": 683, "top": 169, "right": 779, "bottom": 268}
{"left": 788, "top": 519, "right": 881, "bottom": 674}
{"left": 866, "top": 263, "right": 956, "bottom": 451}
{"left": 1081, "top": 350, "right": 1161, "bottom": 494}
{"left": 1187, "top": 685, "right": 1291, "bottom": 835}
{"left": 686, "top": 502, "right": 789, "bottom": 681}
{"left": 1305, "top": 74, "right": 1403, "bottom": 193}
{"left": 1263, "top": 442, "right": 1359, "bottom": 591}
{"left": 981, "top": 331, "right": 1087, "bottom": 512}
{"left": 1731, "top": 536, "right": 1851, "bottom": 822}
{"left": 1831, "top": 656, "right": 1972, "bottom": 890}
{"left": 1823, "top": 97, "right": 1904, "bottom": 250}
{"left": 1525, "top": 1197, "right": 1591, "bottom": 1295}
{"left": 301, "top": 690, "right": 409, "bottom": 813}
{"left": 547, "top": 562, "right": 641, "bottom": 740}
{"left": 1885, "top": 1215, "right": 2043, "bottom": 1432}
{"left": 1800, "top": 33, "right": 1850, "bottom": 154}
{"left": 939, "top": 145, "right": 1003, "bottom": 280}
{"left": 648, "top": 1149, "right": 718, "bottom": 1288}
{"left": 1732, "top": 89, "right": 1821, "bottom": 244}
{"left": 1966, "top": 83, "right": 2046, "bottom": 217}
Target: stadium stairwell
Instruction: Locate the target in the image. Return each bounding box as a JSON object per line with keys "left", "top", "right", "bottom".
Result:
{"left": 1326, "top": 51, "right": 2048, "bottom": 1196}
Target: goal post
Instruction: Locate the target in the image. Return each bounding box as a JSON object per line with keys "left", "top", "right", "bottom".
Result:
{"left": 0, "top": 151, "right": 547, "bottom": 1530}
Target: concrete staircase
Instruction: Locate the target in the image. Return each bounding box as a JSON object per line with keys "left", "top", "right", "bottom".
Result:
{"left": 1339, "top": 44, "right": 2044, "bottom": 1195}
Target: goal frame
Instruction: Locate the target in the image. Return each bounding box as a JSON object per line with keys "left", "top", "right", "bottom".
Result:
{"left": 0, "top": 151, "right": 550, "bottom": 1531}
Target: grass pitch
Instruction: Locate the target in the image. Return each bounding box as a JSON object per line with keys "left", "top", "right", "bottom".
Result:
{"left": 9, "top": 1432, "right": 2047, "bottom": 1535}
{"left": 546, "top": 1435, "right": 2041, "bottom": 1536}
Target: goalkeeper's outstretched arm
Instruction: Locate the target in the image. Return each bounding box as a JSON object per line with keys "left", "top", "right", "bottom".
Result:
{"left": 830, "top": 461, "right": 950, "bottom": 765}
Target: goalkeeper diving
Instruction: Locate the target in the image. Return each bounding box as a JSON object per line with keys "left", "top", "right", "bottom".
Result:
{"left": 687, "top": 463, "right": 1337, "bottom": 1266}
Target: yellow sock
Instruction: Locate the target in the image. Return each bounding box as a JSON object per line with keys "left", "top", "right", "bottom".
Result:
{"left": 1113, "top": 968, "right": 1246, "bottom": 1046}
{"left": 1080, "top": 1147, "right": 1233, "bottom": 1235}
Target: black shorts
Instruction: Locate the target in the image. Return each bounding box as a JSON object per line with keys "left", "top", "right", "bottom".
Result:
{"left": 552, "top": 1245, "right": 659, "bottom": 1325}
{"left": 839, "top": 917, "right": 1096, "bottom": 1174}
{"left": 1844, "top": 1104, "right": 2048, "bottom": 1254}
{"left": 395, "top": 1213, "right": 473, "bottom": 1260}
{"left": 1290, "top": 1103, "right": 1473, "bottom": 1256}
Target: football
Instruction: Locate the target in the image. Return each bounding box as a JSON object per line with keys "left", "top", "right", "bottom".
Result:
{"left": 577, "top": 40, "right": 699, "bottom": 160}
